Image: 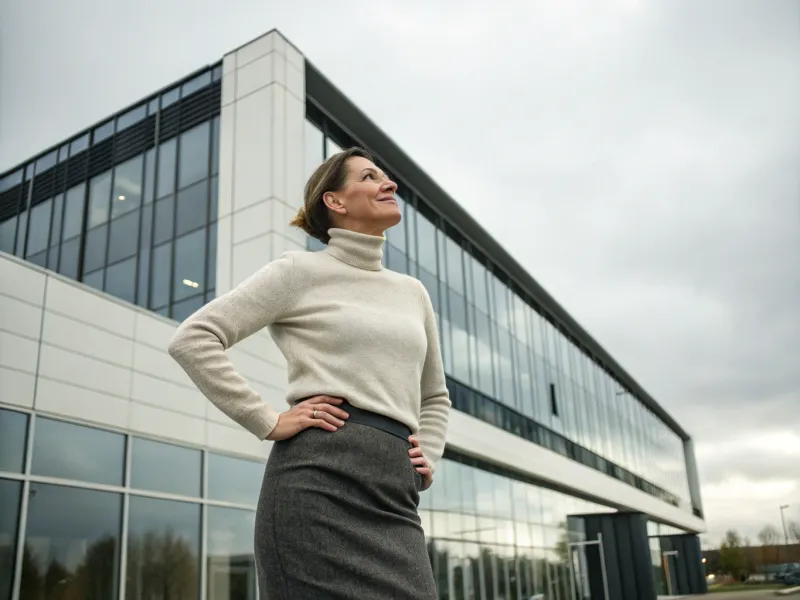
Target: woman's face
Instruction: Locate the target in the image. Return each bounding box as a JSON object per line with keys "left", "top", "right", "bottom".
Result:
{"left": 323, "top": 156, "right": 401, "bottom": 235}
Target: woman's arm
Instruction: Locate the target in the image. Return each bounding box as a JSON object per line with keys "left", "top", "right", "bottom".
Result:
{"left": 415, "top": 280, "right": 452, "bottom": 473}
{"left": 168, "top": 253, "right": 297, "bottom": 440}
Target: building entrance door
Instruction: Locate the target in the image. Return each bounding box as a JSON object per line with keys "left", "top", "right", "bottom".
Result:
{"left": 567, "top": 534, "right": 610, "bottom": 600}
{"left": 662, "top": 550, "right": 680, "bottom": 596}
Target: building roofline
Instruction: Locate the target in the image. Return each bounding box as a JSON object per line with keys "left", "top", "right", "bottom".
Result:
{"left": 305, "top": 59, "right": 690, "bottom": 442}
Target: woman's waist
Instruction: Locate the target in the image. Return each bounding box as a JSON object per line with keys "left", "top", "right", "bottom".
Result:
{"left": 288, "top": 390, "right": 419, "bottom": 440}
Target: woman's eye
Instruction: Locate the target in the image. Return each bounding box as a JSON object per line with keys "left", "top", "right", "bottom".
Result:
{"left": 363, "top": 173, "right": 374, "bottom": 180}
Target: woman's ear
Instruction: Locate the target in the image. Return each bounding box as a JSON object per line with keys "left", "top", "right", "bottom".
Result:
{"left": 323, "top": 191, "right": 347, "bottom": 215}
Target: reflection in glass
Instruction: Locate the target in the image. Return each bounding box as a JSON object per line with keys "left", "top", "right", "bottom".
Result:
{"left": 0, "top": 216, "right": 16, "bottom": 254}
{"left": 154, "top": 195, "right": 175, "bottom": 246}
{"left": 207, "top": 507, "right": 256, "bottom": 600}
{"left": 304, "top": 120, "right": 324, "bottom": 180}
{"left": 107, "top": 210, "right": 140, "bottom": 264}
{"left": 88, "top": 172, "right": 111, "bottom": 228}
{"left": 0, "top": 408, "right": 28, "bottom": 473}
{"left": 0, "top": 479, "right": 22, "bottom": 600}
{"left": 59, "top": 237, "right": 80, "bottom": 279}
{"left": 173, "top": 229, "right": 206, "bottom": 302}
{"left": 62, "top": 184, "right": 85, "bottom": 240}
{"left": 207, "top": 453, "right": 264, "bottom": 506}
{"left": 157, "top": 139, "right": 177, "bottom": 199}
{"left": 127, "top": 496, "right": 200, "bottom": 600}
{"left": 21, "top": 483, "right": 121, "bottom": 600}
{"left": 31, "top": 417, "right": 125, "bottom": 485}
{"left": 105, "top": 257, "right": 137, "bottom": 304}
{"left": 111, "top": 156, "right": 143, "bottom": 218}
{"left": 179, "top": 123, "right": 210, "bottom": 188}
{"left": 82, "top": 225, "right": 108, "bottom": 274}
{"left": 172, "top": 295, "right": 205, "bottom": 323}
{"left": 150, "top": 242, "right": 172, "bottom": 310}
{"left": 176, "top": 181, "right": 209, "bottom": 237}
{"left": 131, "top": 437, "right": 202, "bottom": 497}
{"left": 26, "top": 200, "right": 52, "bottom": 257}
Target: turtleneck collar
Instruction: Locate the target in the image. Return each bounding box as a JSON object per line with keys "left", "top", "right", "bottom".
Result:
{"left": 324, "top": 228, "right": 385, "bottom": 271}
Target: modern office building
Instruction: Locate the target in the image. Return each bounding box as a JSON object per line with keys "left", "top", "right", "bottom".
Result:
{"left": 0, "top": 29, "right": 706, "bottom": 600}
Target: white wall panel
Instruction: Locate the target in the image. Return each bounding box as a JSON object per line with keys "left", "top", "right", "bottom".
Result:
{"left": 46, "top": 277, "right": 136, "bottom": 337}
{"left": 0, "top": 293, "right": 42, "bottom": 339}
{"left": 42, "top": 312, "right": 134, "bottom": 369}
{"left": 236, "top": 54, "right": 273, "bottom": 99}
{"left": 38, "top": 344, "right": 131, "bottom": 399}
{"left": 233, "top": 88, "right": 273, "bottom": 212}
{"left": 0, "top": 255, "right": 46, "bottom": 305}
{"left": 0, "top": 367, "right": 36, "bottom": 408}
{"left": 35, "top": 377, "right": 130, "bottom": 430}
{"left": 0, "top": 330, "right": 39, "bottom": 374}
{"left": 130, "top": 372, "right": 206, "bottom": 418}
{"left": 129, "top": 401, "right": 206, "bottom": 446}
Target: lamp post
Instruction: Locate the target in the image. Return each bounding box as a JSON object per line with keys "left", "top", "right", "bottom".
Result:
{"left": 780, "top": 504, "right": 790, "bottom": 546}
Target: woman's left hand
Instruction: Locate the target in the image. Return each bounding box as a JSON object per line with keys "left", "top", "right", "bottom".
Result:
{"left": 408, "top": 436, "right": 433, "bottom": 491}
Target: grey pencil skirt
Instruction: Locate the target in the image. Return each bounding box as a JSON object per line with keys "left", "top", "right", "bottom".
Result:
{"left": 254, "top": 409, "right": 437, "bottom": 600}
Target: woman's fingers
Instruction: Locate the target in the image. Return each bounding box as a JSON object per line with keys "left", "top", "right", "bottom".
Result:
{"left": 304, "top": 396, "right": 350, "bottom": 420}
{"left": 410, "top": 456, "right": 428, "bottom": 467}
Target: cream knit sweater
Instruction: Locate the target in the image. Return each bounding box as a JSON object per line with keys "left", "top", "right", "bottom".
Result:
{"left": 168, "top": 228, "right": 451, "bottom": 469}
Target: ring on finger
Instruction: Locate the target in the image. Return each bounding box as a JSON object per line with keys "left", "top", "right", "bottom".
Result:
{"left": 313, "top": 410, "right": 318, "bottom": 418}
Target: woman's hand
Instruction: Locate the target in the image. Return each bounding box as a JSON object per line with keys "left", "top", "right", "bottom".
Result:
{"left": 408, "top": 436, "right": 433, "bottom": 490}
{"left": 266, "top": 396, "right": 349, "bottom": 441}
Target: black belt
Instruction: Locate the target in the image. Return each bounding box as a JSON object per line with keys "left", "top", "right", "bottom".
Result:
{"left": 337, "top": 400, "right": 411, "bottom": 442}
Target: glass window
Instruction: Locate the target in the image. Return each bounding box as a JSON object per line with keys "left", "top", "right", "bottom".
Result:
{"left": 107, "top": 210, "right": 140, "bottom": 264}
{"left": 93, "top": 120, "right": 114, "bottom": 143}
{"left": 88, "top": 171, "right": 111, "bottom": 228}
{"left": 150, "top": 242, "right": 172, "bottom": 310}
{"left": 207, "top": 453, "right": 264, "bottom": 506}
{"left": 157, "top": 138, "right": 177, "bottom": 199}
{"left": 104, "top": 257, "right": 136, "bottom": 304}
{"left": 0, "top": 216, "right": 16, "bottom": 254}
{"left": 207, "top": 222, "right": 217, "bottom": 289}
{"left": 49, "top": 193, "right": 64, "bottom": 248}
{"left": 31, "top": 417, "right": 125, "bottom": 485}
{"left": 325, "top": 137, "right": 342, "bottom": 159}
{"left": 0, "top": 408, "right": 28, "bottom": 473}
{"left": 111, "top": 155, "right": 143, "bottom": 218}
{"left": 83, "top": 269, "right": 105, "bottom": 291}
{"left": 176, "top": 180, "right": 209, "bottom": 236}
{"left": 21, "top": 483, "right": 122, "bottom": 600}
{"left": 304, "top": 120, "right": 324, "bottom": 180}
{"left": 137, "top": 205, "right": 153, "bottom": 307}
{"left": 131, "top": 437, "right": 202, "bottom": 497}
{"left": 0, "top": 479, "right": 22, "bottom": 600}
{"left": 446, "top": 237, "right": 465, "bottom": 294}
{"left": 117, "top": 104, "right": 147, "bottom": 131}
{"left": 162, "top": 87, "right": 180, "bottom": 108}
{"left": 69, "top": 134, "right": 90, "bottom": 155}
{"left": 143, "top": 148, "right": 156, "bottom": 204}
{"left": 179, "top": 122, "right": 210, "bottom": 188}
{"left": 173, "top": 229, "right": 206, "bottom": 302}
{"left": 62, "top": 184, "right": 85, "bottom": 240}
{"left": 209, "top": 175, "right": 218, "bottom": 221}
{"left": 207, "top": 507, "right": 257, "bottom": 600}
{"left": 82, "top": 225, "right": 108, "bottom": 274}
{"left": 126, "top": 496, "right": 201, "bottom": 600}
{"left": 416, "top": 213, "right": 438, "bottom": 275}
{"left": 34, "top": 150, "right": 57, "bottom": 174}
{"left": 182, "top": 71, "right": 212, "bottom": 97}
{"left": 26, "top": 199, "right": 52, "bottom": 256}
{"left": 58, "top": 237, "right": 81, "bottom": 279}
{"left": 211, "top": 116, "right": 220, "bottom": 176}
{"left": 59, "top": 141, "right": 69, "bottom": 160}
{"left": 153, "top": 195, "right": 175, "bottom": 246}
{"left": 14, "top": 211, "right": 27, "bottom": 257}
{"left": 172, "top": 294, "right": 205, "bottom": 322}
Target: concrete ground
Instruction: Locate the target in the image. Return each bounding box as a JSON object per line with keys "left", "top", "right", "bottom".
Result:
{"left": 695, "top": 591, "right": 787, "bottom": 599}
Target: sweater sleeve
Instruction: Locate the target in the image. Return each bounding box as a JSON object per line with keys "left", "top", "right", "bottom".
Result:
{"left": 416, "top": 280, "right": 452, "bottom": 474}
{"left": 168, "top": 252, "right": 297, "bottom": 440}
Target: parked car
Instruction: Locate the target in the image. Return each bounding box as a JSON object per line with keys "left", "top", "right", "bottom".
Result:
{"left": 784, "top": 569, "right": 800, "bottom": 587}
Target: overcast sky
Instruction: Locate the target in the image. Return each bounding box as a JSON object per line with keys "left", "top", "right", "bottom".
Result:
{"left": 1, "top": 0, "right": 798, "bottom": 545}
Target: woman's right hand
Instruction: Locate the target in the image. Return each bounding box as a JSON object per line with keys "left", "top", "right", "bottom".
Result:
{"left": 266, "top": 395, "right": 349, "bottom": 441}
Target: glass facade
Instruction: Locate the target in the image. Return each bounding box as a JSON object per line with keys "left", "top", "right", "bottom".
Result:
{"left": 0, "top": 66, "right": 221, "bottom": 321}
{"left": 1, "top": 406, "right": 636, "bottom": 600}
{"left": 0, "top": 407, "right": 259, "bottom": 600}
{"left": 304, "top": 109, "right": 692, "bottom": 511}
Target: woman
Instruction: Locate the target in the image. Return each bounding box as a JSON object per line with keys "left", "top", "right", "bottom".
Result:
{"left": 168, "top": 147, "right": 450, "bottom": 599}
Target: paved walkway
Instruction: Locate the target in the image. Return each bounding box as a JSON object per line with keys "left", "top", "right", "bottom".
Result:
{"left": 695, "top": 590, "right": 786, "bottom": 599}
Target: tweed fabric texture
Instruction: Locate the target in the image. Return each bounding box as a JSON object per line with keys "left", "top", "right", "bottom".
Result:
{"left": 255, "top": 422, "right": 437, "bottom": 600}
{"left": 168, "top": 227, "right": 451, "bottom": 470}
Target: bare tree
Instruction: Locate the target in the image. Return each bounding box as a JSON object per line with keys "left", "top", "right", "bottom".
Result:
{"left": 758, "top": 525, "right": 780, "bottom": 547}
{"left": 789, "top": 521, "right": 800, "bottom": 544}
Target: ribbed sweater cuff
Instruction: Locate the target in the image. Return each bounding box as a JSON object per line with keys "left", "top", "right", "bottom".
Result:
{"left": 244, "top": 404, "right": 281, "bottom": 440}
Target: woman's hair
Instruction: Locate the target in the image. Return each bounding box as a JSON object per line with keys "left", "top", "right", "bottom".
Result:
{"left": 290, "top": 146, "right": 374, "bottom": 244}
